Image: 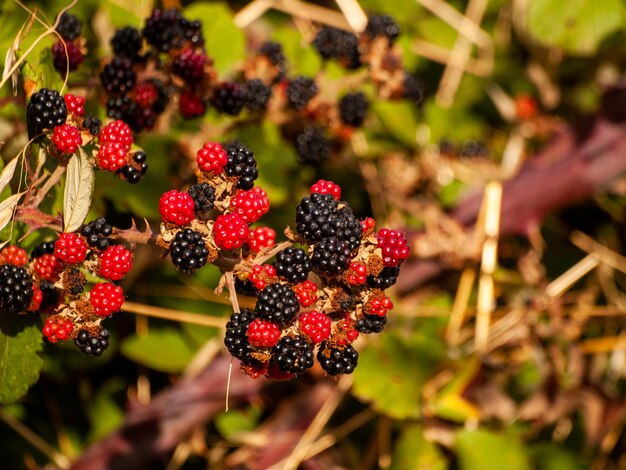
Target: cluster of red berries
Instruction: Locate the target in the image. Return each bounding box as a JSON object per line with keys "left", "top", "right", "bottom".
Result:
{"left": 0, "top": 219, "right": 133, "bottom": 356}
{"left": 225, "top": 179, "right": 409, "bottom": 380}
{"left": 157, "top": 141, "right": 273, "bottom": 273}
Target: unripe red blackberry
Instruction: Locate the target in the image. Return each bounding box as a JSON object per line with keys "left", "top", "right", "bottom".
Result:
{"left": 212, "top": 82, "right": 247, "bottom": 116}
{"left": 170, "top": 228, "right": 210, "bottom": 273}
{"left": 90, "top": 282, "right": 124, "bottom": 317}
{"left": 187, "top": 182, "right": 216, "bottom": 214}
{"left": 247, "top": 318, "right": 281, "bottom": 348}
{"left": 225, "top": 143, "right": 258, "bottom": 190}
{"left": 172, "top": 48, "right": 208, "bottom": 82}
{"left": 159, "top": 190, "right": 195, "bottom": 226}
{"left": 51, "top": 124, "right": 81, "bottom": 155}
{"left": 56, "top": 12, "right": 82, "bottom": 40}
{"left": 64, "top": 94, "right": 85, "bottom": 117}
{"left": 229, "top": 187, "right": 270, "bottom": 223}
{"left": 247, "top": 227, "right": 275, "bottom": 254}
{"left": 317, "top": 342, "right": 358, "bottom": 375}
{"left": 97, "top": 142, "right": 127, "bottom": 172}
{"left": 310, "top": 179, "right": 341, "bottom": 200}
{"left": 344, "top": 262, "right": 367, "bottom": 285}
{"left": 248, "top": 264, "right": 277, "bottom": 290}
{"left": 143, "top": 8, "right": 184, "bottom": 52}
{"left": 54, "top": 233, "right": 88, "bottom": 264}
{"left": 99, "top": 120, "right": 133, "bottom": 151}
{"left": 312, "top": 236, "right": 351, "bottom": 274}
{"left": 28, "top": 285, "right": 43, "bottom": 312}
{"left": 254, "top": 283, "right": 300, "bottom": 325}
{"left": 179, "top": 90, "right": 206, "bottom": 118}
{"left": 224, "top": 309, "right": 255, "bottom": 360}
{"left": 134, "top": 82, "right": 158, "bottom": 109}
{"left": 111, "top": 26, "right": 143, "bottom": 59}
{"left": 244, "top": 79, "right": 272, "bottom": 112}
{"left": 0, "top": 245, "right": 28, "bottom": 267}
{"left": 100, "top": 56, "right": 136, "bottom": 94}
{"left": 75, "top": 328, "right": 110, "bottom": 356}
{"left": 356, "top": 313, "right": 387, "bottom": 334}
{"left": 52, "top": 40, "right": 84, "bottom": 73}
{"left": 367, "top": 266, "right": 400, "bottom": 290}
{"left": 298, "top": 311, "right": 331, "bottom": 343}
{"left": 272, "top": 335, "right": 314, "bottom": 374}
{"left": 376, "top": 228, "right": 409, "bottom": 267}
{"left": 0, "top": 265, "right": 33, "bottom": 313}
{"left": 286, "top": 76, "right": 318, "bottom": 110}
{"left": 274, "top": 246, "right": 312, "bottom": 283}
{"left": 364, "top": 291, "right": 393, "bottom": 317}
{"left": 292, "top": 280, "right": 318, "bottom": 307}
{"left": 312, "top": 26, "right": 361, "bottom": 69}
{"left": 196, "top": 142, "right": 227, "bottom": 174}
{"left": 339, "top": 92, "right": 369, "bottom": 127}
{"left": 295, "top": 126, "right": 330, "bottom": 164}
{"left": 365, "top": 14, "right": 400, "bottom": 43}
{"left": 99, "top": 245, "right": 133, "bottom": 281}
{"left": 26, "top": 88, "right": 67, "bottom": 139}
{"left": 213, "top": 213, "right": 249, "bottom": 250}
{"left": 43, "top": 316, "right": 74, "bottom": 343}
{"left": 81, "top": 217, "right": 113, "bottom": 250}
{"left": 34, "top": 254, "right": 61, "bottom": 282}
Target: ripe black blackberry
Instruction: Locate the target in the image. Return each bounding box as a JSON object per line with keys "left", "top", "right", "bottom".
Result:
{"left": 254, "top": 283, "right": 300, "bottom": 325}
{"left": 259, "top": 41, "right": 287, "bottom": 71}
{"left": 403, "top": 72, "right": 424, "bottom": 106}
{"left": 142, "top": 8, "right": 184, "bottom": 52}
{"left": 224, "top": 309, "right": 255, "bottom": 360}
{"left": 212, "top": 82, "right": 247, "bottom": 116}
{"left": 106, "top": 95, "right": 137, "bottom": 124}
{"left": 356, "top": 313, "right": 386, "bottom": 334}
{"left": 312, "top": 27, "right": 361, "bottom": 69}
{"left": 111, "top": 27, "right": 143, "bottom": 60}
{"left": 83, "top": 114, "right": 102, "bottom": 136}
{"left": 56, "top": 12, "right": 82, "bottom": 41}
{"left": 75, "top": 329, "right": 110, "bottom": 356}
{"left": 286, "top": 76, "right": 318, "bottom": 110}
{"left": 330, "top": 206, "right": 363, "bottom": 251}
{"left": 120, "top": 152, "right": 147, "bottom": 184}
{"left": 365, "top": 14, "right": 400, "bottom": 43}
{"left": 81, "top": 217, "right": 113, "bottom": 251}
{"left": 295, "top": 193, "right": 338, "bottom": 243}
{"left": 339, "top": 92, "right": 369, "bottom": 127}
{"left": 132, "top": 107, "right": 157, "bottom": 132}
{"left": 272, "top": 335, "right": 314, "bottom": 374}
{"left": 244, "top": 79, "right": 272, "bottom": 112}
{"left": 367, "top": 266, "right": 400, "bottom": 290}
{"left": 274, "top": 247, "right": 312, "bottom": 283}
{"left": 225, "top": 143, "right": 258, "bottom": 190}
{"left": 181, "top": 18, "right": 204, "bottom": 47}
{"left": 170, "top": 228, "right": 210, "bottom": 273}
{"left": 132, "top": 151, "right": 148, "bottom": 176}
{"left": 295, "top": 126, "right": 330, "bottom": 164}
{"left": 101, "top": 57, "right": 136, "bottom": 95}
{"left": 0, "top": 265, "right": 34, "bottom": 314}
{"left": 312, "top": 236, "right": 351, "bottom": 274}
{"left": 26, "top": 88, "right": 67, "bottom": 139}
{"left": 39, "top": 281, "right": 60, "bottom": 311}
{"left": 187, "top": 182, "right": 215, "bottom": 213}
{"left": 317, "top": 343, "right": 358, "bottom": 375}
{"left": 31, "top": 241, "right": 55, "bottom": 259}
{"left": 121, "top": 165, "right": 141, "bottom": 184}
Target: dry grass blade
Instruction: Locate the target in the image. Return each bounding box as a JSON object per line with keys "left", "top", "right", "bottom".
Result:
{"left": 123, "top": 301, "right": 226, "bottom": 328}
{"left": 545, "top": 254, "right": 599, "bottom": 298}
{"left": 571, "top": 231, "right": 626, "bottom": 275}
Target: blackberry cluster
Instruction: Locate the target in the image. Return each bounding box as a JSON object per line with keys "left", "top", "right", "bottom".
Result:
{"left": 56, "top": 13, "right": 82, "bottom": 40}
{"left": 312, "top": 237, "right": 351, "bottom": 274}
{"left": 254, "top": 283, "right": 300, "bottom": 325}
{"left": 81, "top": 217, "right": 113, "bottom": 251}
{"left": 74, "top": 329, "right": 110, "bottom": 356}
{"left": 100, "top": 57, "right": 136, "bottom": 95}
{"left": 26, "top": 88, "right": 67, "bottom": 139}
{"left": 120, "top": 151, "right": 148, "bottom": 184}
{"left": 272, "top": 335, "right": 314, "bottom": 374}
{"left": 181, "top": 18, "right": 204, "bottom": 47}
{"left": 224, "top": 309, "right": 255, "bottom": 360}
{"left": 274, "top": 247, "right": 312, "bottom": 283}
{"left": 83, "top": 115, "right": 102, "bottom": 136}
{"left": 286, "top": 76, "right": 318, "bottom": 110}
{"left": 365, "top": 14, "right": 401, "bottom": 43}
{"left": 212, "top": 82, "right": 247, "bottom": 116}
{"left": 142, "top": 8, "right": 184, "bottom": 52}
{"left": 0, "top": 265, "right": 34, "bottom": 314}
{"left": 367, "top": 266, "right": 400, "bottom": 290}
{"left": 187, "top": 182, "right": 216, "bottom": 213}
{"left": 317, "top": 343, "right": 358, "bottom": 375}
{"left": 356, "top": 313, "right": 386, "bottom": 334}
{"left": 312, "top": 27, "right": 361, "bottom": 69}
{"left": 31, "top": 241, "right": 55, "bottom": 259}
{"left": 170, "top": 229, "right": 210, "bottom": 273}
{"left": 111, "top": 27, "right": 143, "bottom": 59}
{"left": 259, "top": 41, "right": 288, "bottom": 73}
{"left": 225, "top": 143, "right": 258, "bottom": 190}
{"left": 339, "top": 92, "right": 369, "bottom": 127}
{"left": 244, "top": 79, "right": 272, "bottom": 112}
{"left": 295, "top": 126, "right": 331, "bottom": 164}
{"left": 39, "top": 281, "right": 60, "bottom": 311}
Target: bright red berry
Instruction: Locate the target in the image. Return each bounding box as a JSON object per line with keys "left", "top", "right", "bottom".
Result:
{"left": 344, "top": 262, "right": 367, "bottom": 285}
{"left": 99, "top": 245, "right": 133, "bottom": 281}
{"left": 376, "top": 228, "right": 409, "bottom": 267}
{"left": 213, "top": 213, "right": 249, "bottom": 250}
{"left": 246, "top": 318, "right": 281, "bottom": 347}
{"left": 292, "top": 280, "right": 318, "bottom": 307}
{"left": 241, "top": 361, "right": 268, "bottom": 379}
{"left": 298, "top": 311, "right": 331, "bottom": 343}
{"left": 159, "top": 190, "right": 195, "bottom": 226}
{"left": 28, "top": 285, "right": 43, "bottom": 311}
{"left": 248, "top": 264, "right": 277, "bottom": 290}
{"left": 134, "top": 82, "right": 158, "bottom": 108}
{"left": 247, "top": 227, "right": 275, "bottom": 254}
{"left": 361, "top": 217, "right": 376, "bottom": 233}
{"left": 34, "top": 254, "right": 62, "bottom": 281}
{"left": 97, "top": 142, "right": 128, "bottom": 172}
{"left": 52, "top": 124, "right": 82, "bottom": 155}
{"left": 229, "top": 187, "right": 270, "bottom": 223}
{"left": 365, "top": 291, "right": 393, "bottom": 317}
{"left": 0, "top": 245, "right": 28, "bottom": 267}
{"left": 515, "top": 94, "right": 537, "bottom": 121}
{"left": 64, "top": 93, "right": 85, "bottom": 116}
{"left": 98, "top": 120, "right": 133, "bottom": 152}
{"left": 43, "top": 316, "right": 74, "bottom": 343}
{"left": 90, "top": 282, "right": 124, "bottom": 317}
{"left": 310, "top": 179, "right": 341, "bottom": 200}
{"left": 196, "top": 142, "right": 227, "bottom": 174}
{"left": 180, "top": 90, "right": 206, "bottom": 118}
{"left": 54, "top": 233, "right": 88, "bottom": 264}
{"left": 336, "top": 314, "right": 359, "bottom": 346}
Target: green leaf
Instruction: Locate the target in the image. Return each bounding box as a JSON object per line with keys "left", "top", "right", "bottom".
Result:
{"left": 527, "top": 0, "right": 625, "bottom": 55}
{"left": 87, "top": 379, "right": 124, "bottom": 442}
{"left": 215, "top": 406, "right": 261, "bottom": 440}
{"left": 529, "top": 444, "right": 586, "bottom": 470}
{"left": 272, "top": 28, "right": 321, "bottom": 76}
{"left": 120, "top": 328, "right": 196, "bottom": 373}
{"left": 391, "top": 425, "right": 446, "bottom": 470}
{"left": 372, "top": 101, "right": 419, "bottom": 148}
{"left": 183, "top": 2, "right": 245, "bottom": 76}
{"left": 0, "top": 314, "right": 44, "bottom": 404}
{"left": 352, "top": 331, "right": 444, "bottom": 419}
{"left": 456, "top": 429, "right": 531, "bottom": 470}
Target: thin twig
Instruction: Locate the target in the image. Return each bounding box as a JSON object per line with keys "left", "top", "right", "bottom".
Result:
{"left": 123, "top": 301, "right": 226, "bottom": 328}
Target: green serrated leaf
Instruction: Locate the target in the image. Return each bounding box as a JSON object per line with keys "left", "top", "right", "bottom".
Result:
{"left": 0, "top": 314, "right": 44, "bottom": 404}
{"left": 63, "top": 148, "right": 94, "bottom": 233}
{"left": 391, "top": 425, "right": 446, "bottom": 470}
{"left": 120, "top": 328, "right": 196, "bottom": 374}
{"left": 183, "top": 2, "right": 245, "bottom": 76}
{"left": 456, "top": 429, "right": 531, "bottom": 470}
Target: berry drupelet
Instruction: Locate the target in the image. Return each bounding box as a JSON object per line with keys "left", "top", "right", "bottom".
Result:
{"left": 367, "top": 266, "right": 400, "bottom": 290}
{"left": 356, "top": 313, "right": 387, "bottom": 334}
{"left": 224, "top": 309, "right": 256, "bottom": 360}
{"left": 254, "top": 283, "right": 300, "bottom": 325}
{"left": 339, "top": 92, "right": 369, "bottom": 127}
{"left": 317, "top": 343, "right": 358, "bottom": 375}
{"left": 0, "top": 265, "right": 33, "bottom": 314}
{"left": 295, "top": 126, "right": 331, "bottom": 164}
{"left": 311, "top": 236, "right": 352, "bottom": 274}
{"left": 75, "top": 329, "right": 110, "bottom": 356}
{"left": 272, "top": 335, "right": 314, "bottom": 374}
{"left": 225, "top": 143, "right": 258, "bottom": 190}
{"left": 26, "top": 88, "right": 67, "bottom": 139}
{"left": 187, "top": 182, "right": 216, "bottom": 213}
{"left": 274, "top": 246, "right": 312, "bottom": 283}
{"left": 111, "top": 26, "right": 143, "bottom": 60}
{"left": 31, "top": 241, "right": 55, "bottom": 259}
{"left": 81, "top": 217, "right": 113, "bottom": 251}
{"left": 170, "top": 228, "right": 210, "bottom": 273}
{"left": 285, "top": 76, "right": 318, "bottom": 110}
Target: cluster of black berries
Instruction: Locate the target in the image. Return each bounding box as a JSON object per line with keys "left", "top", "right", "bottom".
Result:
{"left": 51, "top": 12, "right": 85, "bottom": 74}
{"left": 74, "top": 329, "right": 110, "bottom": 356}
{"left": 0, "top": 264, "right": 34, "bottom": 314}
